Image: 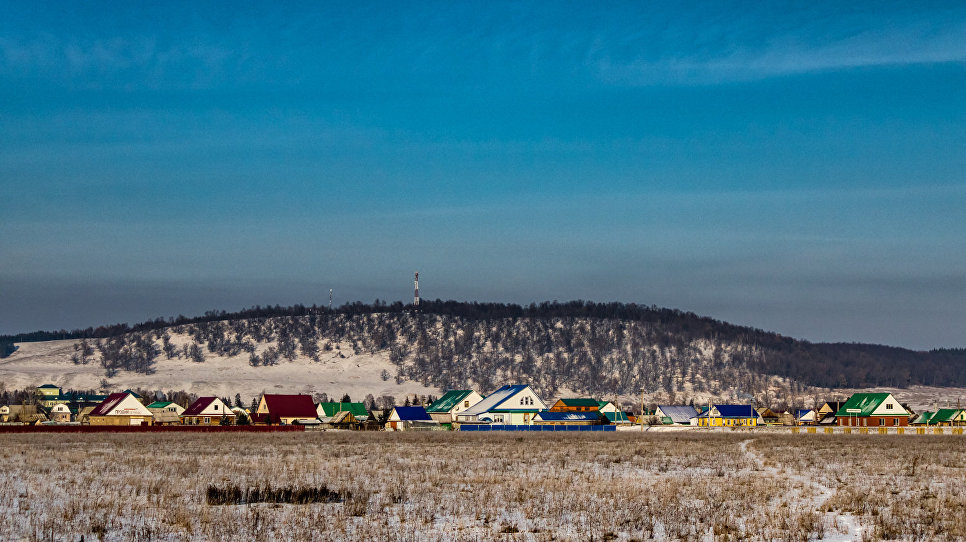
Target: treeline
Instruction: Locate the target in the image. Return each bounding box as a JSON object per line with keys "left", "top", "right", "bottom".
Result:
{"left": 5, "top": 300, "right": 966, "bottom": 390}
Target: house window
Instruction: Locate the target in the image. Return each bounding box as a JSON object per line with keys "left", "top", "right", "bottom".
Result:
{"left": 879, "top": 418, "right": 885, "bottom": 426}
{"left": 214, "top": 404, "right": 219, "bottom": 410}
{"left": 464, "top": 401, "right": 469, "bottom": 408}
{"left": 204, "top": 417, "right": 210, "bottom": 424}
{"left": 886, "top": 403, "right": 893, "bottom": 410}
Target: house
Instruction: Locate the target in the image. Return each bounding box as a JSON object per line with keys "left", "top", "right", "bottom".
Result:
{"left": 693, "top": 404, "right": 758, "bottom": 427}
{"left": 253, "top": 394, "right": 318, "bottom": 425}
{"left": 426, "top": 390, "right": 485, "bottom": 423}
{"left": 911, "top": 411, "right": 934, "bottom": 425}
{"left": 834, "top": 393, "right": 910, "bottom": 427}
{"left": 317, "top": 402, "right": 370, "bottom": 422}
{"left": 929, "top": 408, "right": 966, "bottom": 426}
{"left": 549, "top": 398, "right": 600, "bottom": 412}
{"left": 597, "top": 401, "right": 620, "bottom": 414}
{"left": 603, "top": 411, "right": 632, "bottom": 424}
{"left": 89, "top": 392, "right": 154, "bottom": 426}
{"left": 795, "top": 409, "right": 817, "bottom": 425}
{"left": 0, "top": 405, "right": 43, "bottom": 423}
{"left": 655, "top": 405, "right": 699, "bottom": 425}
{"left": 36, "top": 384, "right": 70, "bottom": 408}
{"left": 48, "top": 403, "right": 72, "bottom": 423}
{"left": 756, "top": 408, "right": 782, "bottom": 425}
{"left": 146, "top": 401, "right": 185, "bottom": 425}
{"left": 181, "top": 397, "right": 235, "bottom": 425}
{"left": 386, "top": 406, "right": 438, "bottom": 431}
{"left": 328, "top": 410, "right": 358, "bottom": 429}
{"left": 456, "top": 384, "right": 548, "bottom": 425}
{"left": 532, "top": 411, "right": 604, "bottom": 425}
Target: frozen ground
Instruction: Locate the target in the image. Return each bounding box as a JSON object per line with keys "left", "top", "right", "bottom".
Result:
{"left": 1, "top": 431, "right": 962, "bottom": 541}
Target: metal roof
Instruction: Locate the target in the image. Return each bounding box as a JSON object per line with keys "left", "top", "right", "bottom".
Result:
{"left": 555, "top": 398, "right": 600, "bottom": 408}
{"left": 657, "top": 405, "right": 698, "bottom": 424}
{"left": 426, "top": 390, "right": 475, "bottom": 413}
{"left": 534, "top": 411, "right": 601, "bottom": 422}
{"left": 931, "top": 408, "right": 963, "bottom": 423}
{"left": 461, "top": 385, "right": 531, "bottom": 416}
{"left": 318, "top": 402, "right": 368, "bottom": 418}
{"left": 392, "top": 406, "right": 432, "bottom": 421}
{"left": 833, "top": 393, "right": 894, "bottom": 417}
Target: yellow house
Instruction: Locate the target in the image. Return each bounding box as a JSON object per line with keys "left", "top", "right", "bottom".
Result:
{"left": 693, "top": 405, "right": 758, "bottom": 427}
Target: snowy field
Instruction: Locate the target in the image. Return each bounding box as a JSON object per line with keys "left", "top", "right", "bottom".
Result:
{"left": 1, "top": 431, "right": 963, "bottom": 541}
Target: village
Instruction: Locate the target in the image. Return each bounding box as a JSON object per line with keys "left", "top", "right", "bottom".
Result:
{"left": 2, "top": 382, "right": 964, "bottom": 433}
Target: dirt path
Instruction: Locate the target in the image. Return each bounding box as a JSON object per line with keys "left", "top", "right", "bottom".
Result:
{"left": 739, "top": 439, "right": 866, "bottom": 541}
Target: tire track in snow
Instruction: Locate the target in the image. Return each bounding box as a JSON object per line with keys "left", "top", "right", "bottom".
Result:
{"left": 739, "top": 439, "right": 866, "bottom": 541}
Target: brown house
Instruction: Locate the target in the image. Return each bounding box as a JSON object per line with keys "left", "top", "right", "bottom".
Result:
{"left": 549, "top": 398, "right": 600, "bottom": 412}
{"left": 89, "top": 392, "right": 154, "bottom": 426}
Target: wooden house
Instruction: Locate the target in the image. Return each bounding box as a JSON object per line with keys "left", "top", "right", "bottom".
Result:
{"left": 425, "top": 390, "right": 485, "bottom": 423}
{"left": 597, "top": 401, "right": 620, "bottom": 414}
{"left": 655, "top": 405, "right": 699, "bottom": 425}
{"left": 253, "top": 394, "right": 318, "bottom": 425}
{"left": 834, "top": 393, "right": 909, "bottom": 427}
{"left": 146, "top": 401, "right": 185, "bottom": 425}
{"left": 181, "top": 397, "right": 235, "bottom": 425}
{"left": 693, "top": 404, "right": 758, "bottom": 427}
{"left": 48, "top": 403, "right": 72, "bottom": 423}
{"left": 756, "top": 408, "right": 782, "bottom": 425}
{"left": 456, "top": 384, "right": 547, "bottom": 425}
{"left": 89, "top": 392, "right": 153, "bottom": 426}
{"left": 386, "top": 406, "right": 438, "bottom": 431}
{"left": 549, "top": 398, "right": 600, "bottom": 412}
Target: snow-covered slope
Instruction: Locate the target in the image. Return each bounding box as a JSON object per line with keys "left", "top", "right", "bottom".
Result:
{"left": 0, "top": 337, "right": 439, "bottom": 400}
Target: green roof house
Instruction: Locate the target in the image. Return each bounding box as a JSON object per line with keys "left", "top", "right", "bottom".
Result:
{"left": 317, "top": 402, "right": 369, "bottom": 422}
{"left": 426, "top": 390, "right": 484, "bottom": 423}
{"left": 146, "top": 401, "right": 185, "bottom": 425}
{"left": 930, "top": 408, "right": 966, "bottom": 426}
{"left": 834, "top": 393, "right": 910, "bottom": 428}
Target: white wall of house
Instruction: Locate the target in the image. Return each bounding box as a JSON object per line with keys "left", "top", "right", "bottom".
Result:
{"left": 870, "top": 395, "right": 907, "bottom": 417}
{"left": 195, "top": 398, "right": 232, "bottom": 417}
{"left": 108, "top": 395, "right": 152, "bottom": 417}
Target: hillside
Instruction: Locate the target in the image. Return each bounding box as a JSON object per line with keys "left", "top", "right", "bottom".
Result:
{"left": 3, "top": 300, "right": 966, "bottom": 408}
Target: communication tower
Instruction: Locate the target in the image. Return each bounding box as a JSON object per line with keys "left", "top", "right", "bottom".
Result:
{"left": 414, "top": 272, "right": 420, "bottom": 308}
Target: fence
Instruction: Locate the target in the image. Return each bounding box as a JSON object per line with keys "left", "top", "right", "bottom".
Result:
{"left": 458, "top": 424, "right": 616, "bottom": 432}
{"left": 0, "top": 425, "right": 305, "bottom": 434}
{"left": 788, "top": 426, "right": 965, "bottom": 435}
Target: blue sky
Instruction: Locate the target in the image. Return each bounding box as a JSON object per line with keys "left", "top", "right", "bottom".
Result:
{"left": 2, "top": 2, "right": 965, "bottom": 349}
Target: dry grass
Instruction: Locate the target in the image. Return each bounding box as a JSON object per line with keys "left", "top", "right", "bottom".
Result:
{"left": 0, "top": 431, "right": 962, "bottom": 540}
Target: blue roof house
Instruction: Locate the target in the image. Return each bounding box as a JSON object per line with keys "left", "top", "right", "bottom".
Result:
{"left": 386, "top": 406, "right": 438, "bottom": 432}
{"left": 456, "top": 384, "right": 547, "bottom": 425}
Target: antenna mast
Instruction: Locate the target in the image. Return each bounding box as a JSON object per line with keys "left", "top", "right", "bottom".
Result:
{"left": 329, "top": 289, "right": 333, "bottom": 310}
{"left": 413, "top": 272, "right": 420, "bottom": 308}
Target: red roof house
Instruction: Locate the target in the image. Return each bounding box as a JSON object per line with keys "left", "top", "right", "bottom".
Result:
{"left": 253, "top": 394, "right": 318, "bottom": 425}
{"left": 89, "top": 392, "right": 153, "bottom": 426}
{"left": 181, "top": 397, "right": 235, "bottom": 426}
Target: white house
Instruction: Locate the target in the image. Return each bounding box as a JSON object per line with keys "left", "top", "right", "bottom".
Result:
{"left": 181, "top": 397, "right": 235, "bottom": 426}
{"left": 456, "top": 384, "right": 547, "bottom": 425}
{"left": 49, "top": 403, "right": 72, "bottom": 423}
